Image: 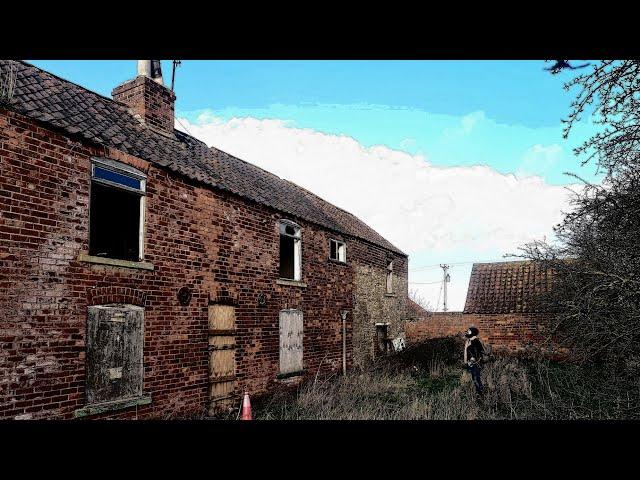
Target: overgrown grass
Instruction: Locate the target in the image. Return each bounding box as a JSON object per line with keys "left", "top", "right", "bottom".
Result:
{"left": 254, "top": 337, "right": 640, "bottom": 420}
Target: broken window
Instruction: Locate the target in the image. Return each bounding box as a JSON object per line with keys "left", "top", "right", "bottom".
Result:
{"left": 279, "top": 220, "right": 301, "bottom": 281}
{"left": 386, "top": 260, "right": 394, "bottom": 294}
{"left": 329, "top": 239, "right": 346, "bottom": 263}
{"left": 89, "top": 159, "right": 146, "bottom": 262}
{"left": 86, "top": 304, "right": 144, "bottom": 405}
{"left": 375, "top": 323, "right": 390, "bottom": 357}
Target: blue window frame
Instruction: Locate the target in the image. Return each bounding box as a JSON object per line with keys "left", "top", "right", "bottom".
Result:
{"left": 91, "top": 159, "right": 146, "bottom": 194}
{"left": 93, "top": 166, "right": 142, "bottom": 190}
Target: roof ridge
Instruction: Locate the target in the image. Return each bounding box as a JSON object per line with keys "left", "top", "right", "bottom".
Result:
{"left": 19, "top": 60, "right": 119, "bottom": 104}
{"left": 5, "top": 60, "right": 405, "bottom": 256}
{"left": 19, "top": 60, "right": 208, "bottom": 150}
{"left": 208, "top": 144, "right": 288, "bottom": 183}
{"left": 210, "top": 143, "right": 370, "bottom": 220}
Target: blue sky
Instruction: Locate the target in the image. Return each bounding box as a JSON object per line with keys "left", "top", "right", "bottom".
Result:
{"left": 30, "top": 60, "right": 599, "bottom": 309}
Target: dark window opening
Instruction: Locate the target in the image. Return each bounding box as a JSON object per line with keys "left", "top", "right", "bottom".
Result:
{"left": 89, "top": 182, "right": 141, "bottom": 261}
{"left": 375, "top": 324, "right": 390, "bottom": 357}
{"left": 279, "top": 221, "right": 301, "bottom": 280}
{"left": 329, "top": 239, "right": 346, "bottom": 263}
{"left": 280, "top": 234, "right": 295, "bottom": 279}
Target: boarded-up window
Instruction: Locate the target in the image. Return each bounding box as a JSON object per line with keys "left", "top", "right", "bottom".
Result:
{"left": 86, "top": 304, "right": 144, "bottom": 405}
{"left": 279, "top": 309, "right": 303, "bottom": 375}
{"left": 386, "top": 260, "right": 394, "bottom": 294}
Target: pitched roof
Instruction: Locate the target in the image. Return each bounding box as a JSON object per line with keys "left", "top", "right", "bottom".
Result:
{"left": 463, "top": 260, "right": 557, "bottom": 314}
{"left": 407, "top": 298, "right": 430, "bottom": 319}
{"left": 1, "top": 60, "right": 404, "bottom": 255}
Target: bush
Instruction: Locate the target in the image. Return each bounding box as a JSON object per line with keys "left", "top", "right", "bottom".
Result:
{"left": 253, "top": 338, "right": 640, "bottom": 420}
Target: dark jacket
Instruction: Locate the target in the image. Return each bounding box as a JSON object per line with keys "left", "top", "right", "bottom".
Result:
{"left": 464, "top": 337, "right": 485, "bottom": 365}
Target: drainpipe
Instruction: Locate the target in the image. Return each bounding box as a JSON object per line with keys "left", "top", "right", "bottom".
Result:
{"left": 340, "top": 310, "right": 349, "bottom": 376}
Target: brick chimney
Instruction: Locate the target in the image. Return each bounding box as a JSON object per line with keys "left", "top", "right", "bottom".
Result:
{"left": 112, "top": 60, "right": 176, "bottom": 135}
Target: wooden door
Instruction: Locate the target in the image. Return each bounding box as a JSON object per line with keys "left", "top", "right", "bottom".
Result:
{"left": 86, "top": 304, "right": 144, "bottom": 405}
{"left": 208, "top": 304, "right": 237, "bottom": 414}
{"left": 279, "top": 309, "right": 303, "bottom": 375}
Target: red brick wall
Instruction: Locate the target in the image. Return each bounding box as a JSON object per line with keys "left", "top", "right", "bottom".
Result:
{"left": 0, "top": 107, "right": 404, "bottom": 419}
{"left": 112, "top": 76, "right": 176, "bottom": 134}
{"left": 405, "top": 312, "right": 558, "bottom": 355}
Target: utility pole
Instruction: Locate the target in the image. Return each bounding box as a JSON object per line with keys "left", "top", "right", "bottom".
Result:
{"left": 440, "top": 264, "right": 450, "bottom": 312}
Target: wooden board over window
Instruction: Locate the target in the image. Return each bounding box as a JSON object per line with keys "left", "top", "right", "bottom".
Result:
{"left": 86, "top": 304, "right": 144, "bottom": 405}
{"left": 208, "top": 304, "right": 237, "bottom": 414}
{"left": 279, "top": 309, "right": 303, "bottom": 375}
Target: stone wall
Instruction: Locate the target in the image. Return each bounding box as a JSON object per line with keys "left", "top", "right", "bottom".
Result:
{"left": 351, "top": 242, "right": 408, "bottom": 368}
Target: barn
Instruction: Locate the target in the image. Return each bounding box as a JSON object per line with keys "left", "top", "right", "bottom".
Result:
{"left": 406, "top": 260, "right": 562, "bottom": 355}
{"left": 0, "top": 60, "right": 409, "bottom": 419}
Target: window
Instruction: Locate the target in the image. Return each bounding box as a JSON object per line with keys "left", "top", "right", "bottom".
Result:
{"left": 86, "top": 304, "right": 144, "bottom": 405}
{"left": 329, "top": 239, "right": 346, "bottom": 263}
{"left": 386, "top": 260, "right": 394, "bottom": 294}
{"left": 375, "top": 323, "right": 390, "bottom": 357}
{"left": 279, "top": 309, "right": 303, "bottom": 375}
{"left": 279, "top": 220, "right": 301, "bottom": 281}
{"left": 89, "top": 159, "right": 146, "bottom": 262}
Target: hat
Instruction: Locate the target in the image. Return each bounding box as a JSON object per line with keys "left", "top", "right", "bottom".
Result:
{"left": 465, "top": 326, "right": 479, "bottom": 338}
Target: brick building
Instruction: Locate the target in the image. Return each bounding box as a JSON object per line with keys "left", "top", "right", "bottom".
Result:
{"left": 0, "top": 60, "right": 409, "bottom": 419}
{"left": 406, "top": 261, "right": 561, "bottom": 355}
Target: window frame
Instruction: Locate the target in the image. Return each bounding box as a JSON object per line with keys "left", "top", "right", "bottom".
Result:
{"left": 278, "top": 219, "right": 302, "bottom": 281}
{"left": 386, "top": 260, "right": 394, "bottom": 294}
{"left": 329, "top": 238, "right": 347, "bottom": 263}
{"left": 89, "top": 158, "right": 147, "bottom": 262}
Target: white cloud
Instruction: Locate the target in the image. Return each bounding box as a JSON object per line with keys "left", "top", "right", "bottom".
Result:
{"left": 443, "top": 110, "right": 486, "bottom": 139}
{"left": 517, "top": 143, "right": 564, "bottom": 178}
{"left": 177, "top": 114, "right": 575, "bottom": 309}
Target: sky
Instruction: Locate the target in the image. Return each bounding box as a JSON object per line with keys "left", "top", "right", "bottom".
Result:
{"left": 30, "top": 60, "right": 602, "bottom": 310}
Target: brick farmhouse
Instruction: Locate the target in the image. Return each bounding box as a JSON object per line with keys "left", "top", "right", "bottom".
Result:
{"left": 406, "top": 260, "right": 562, "bottom": 355}
{"left": 0, "top": 60, "right": 409, "bottom": 419}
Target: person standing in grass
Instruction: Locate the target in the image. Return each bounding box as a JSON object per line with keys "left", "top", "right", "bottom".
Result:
{"left": 464, "top": 326, "right": 486, "bottom": 397}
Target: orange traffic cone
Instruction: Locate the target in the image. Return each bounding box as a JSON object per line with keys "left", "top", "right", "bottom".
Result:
{"left": 240, "top": 391, "right": 252, "bottom": 420}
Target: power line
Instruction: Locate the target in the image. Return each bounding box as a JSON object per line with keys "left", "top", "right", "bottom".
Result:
{"left": 408, "top": 280, "right": 443, "bottom": 285}
{"left": 175, "top": 116, "right": 195, "bottom": 138}
{"left": 409, "top": 257, "right": 516, "bottom": 272}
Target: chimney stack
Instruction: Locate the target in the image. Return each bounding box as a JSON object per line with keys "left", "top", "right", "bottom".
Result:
{"left": 112, "top": 60, "right": 176, "bottom": 135}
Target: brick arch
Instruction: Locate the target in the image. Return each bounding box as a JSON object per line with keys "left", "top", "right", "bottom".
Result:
{"left": 87, "top": 286, "right": 147, "bottom": 307}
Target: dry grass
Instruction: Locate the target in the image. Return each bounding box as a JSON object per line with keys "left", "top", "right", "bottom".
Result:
{"left": 253, "top": 337, "right": 640, "bottom": 420}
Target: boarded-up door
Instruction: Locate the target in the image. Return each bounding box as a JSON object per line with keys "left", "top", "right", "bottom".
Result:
{"left": 86, "top": 304, "right": 144, "bottom": 405}
{"left": 208, "top": 304, "right": 237, "bottom": 414}
{"left": 279, "top": 309, "right": 303, "bottom": 375}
